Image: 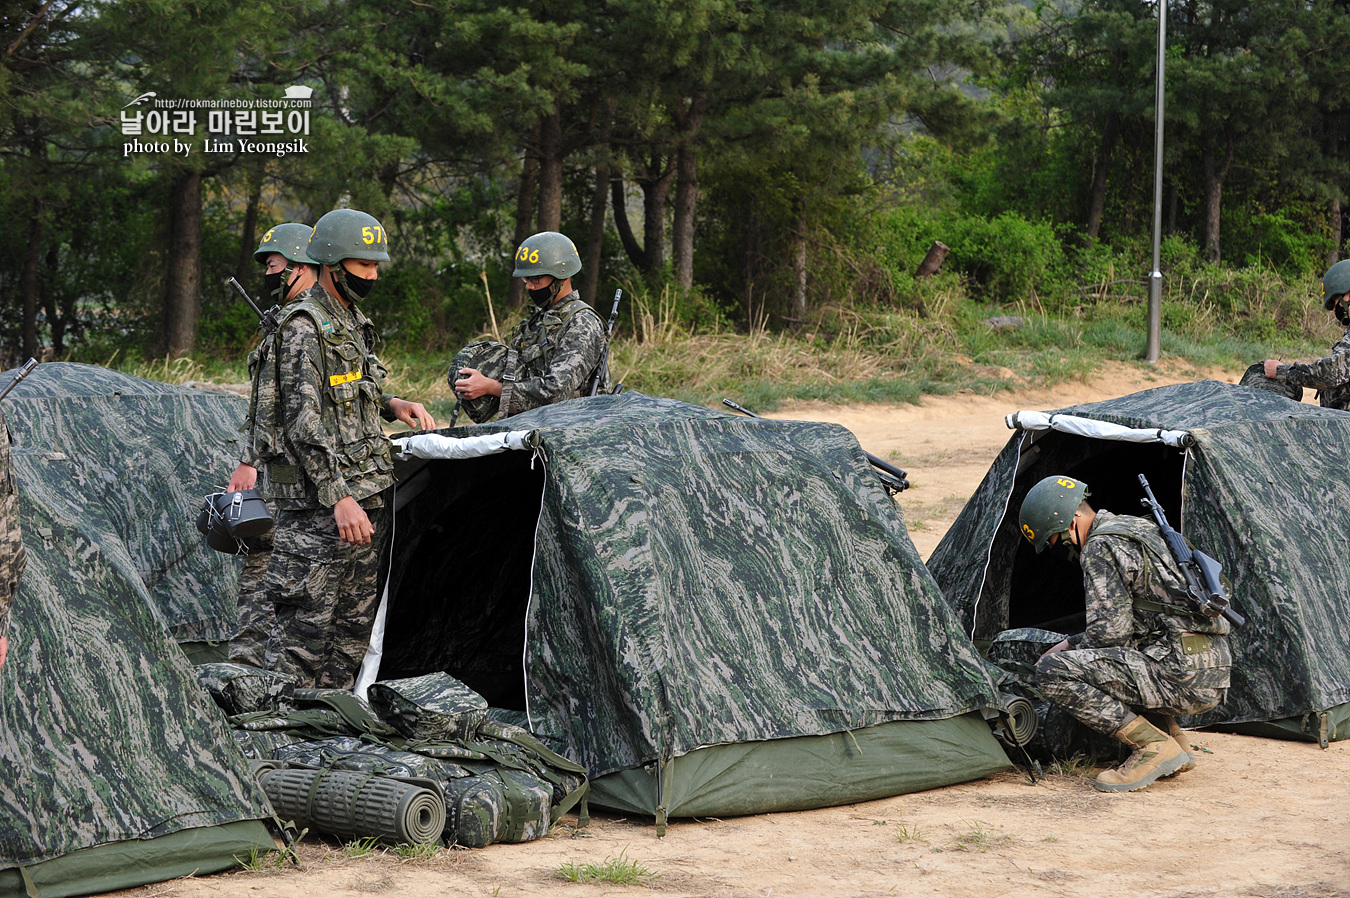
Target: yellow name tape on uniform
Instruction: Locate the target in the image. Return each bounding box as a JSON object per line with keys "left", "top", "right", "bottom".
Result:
{"left": 330, "top": 370, "right": 363, "bottom": 386}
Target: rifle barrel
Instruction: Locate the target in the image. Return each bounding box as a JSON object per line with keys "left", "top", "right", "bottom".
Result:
{"left": 228, "top": 277, "right": 266, "bottom": 320}
{"left": 0, "top": 358, "right": 38, "bottom": 403}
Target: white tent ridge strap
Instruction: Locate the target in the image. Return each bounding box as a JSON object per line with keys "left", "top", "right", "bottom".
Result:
{"left": 393, "top": 431, "right": 532, "bottom": 460}
{"left": 1006, "top": 410, "right": 1193, "bottom": 447}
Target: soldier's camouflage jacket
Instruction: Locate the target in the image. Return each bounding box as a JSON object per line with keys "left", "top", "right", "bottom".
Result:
{"left": 249, "top": 285, "right": 396, "bottom": 509}
{"left": 1274, "top": 328, "right": 1350, "bottom": 410}
{"left": 499, "top": 291, "right": 607, "bottom": 418}
{"left": 0, "top": 408, "right": 23, "bottom": 633}
{"left": 1072, "top": 511, "right": 1230, "bottom": 689}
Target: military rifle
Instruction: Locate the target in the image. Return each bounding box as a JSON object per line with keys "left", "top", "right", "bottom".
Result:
{"left": 0, "top": 358, "right": 37, "bottom": 402}
{"left": 1137, "top": 474, "right": 1245, "bottom": 628}
{"left": 588, "top": 288, "right": 623, "bottom": 397}
{"left": 228, "top": 277, "right": 281, "bottom": 335}
{"left": 721, "top": 398, "right": 910, "bottom": 494}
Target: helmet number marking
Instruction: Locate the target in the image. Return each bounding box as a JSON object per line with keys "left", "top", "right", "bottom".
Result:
{"left": 361, "top": 225, "right": 386, "bottom": 245}
{"left": 262, "top": 228, "right": 275, "bottom": 243}
{"left": 516, "top": 246, "right": 540, "bottom": 264}
{"left": 1055, "top": 477, "right": 1077, "bottom": 489}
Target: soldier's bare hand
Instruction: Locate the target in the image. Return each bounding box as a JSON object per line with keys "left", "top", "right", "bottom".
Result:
{"left": 455, "top": 367, "right": 503, "bottom": 400}
{"left": 1262, "top": 359, "right": 1279, "bottom": 379}
{"left": 228, "top": 463, "right": 258, "bottom": 492}
{"left": 333, "top": 495, "right": 374, "bottom": 545}
{"left": 1039, "top": 639, "right": 1071, "bottom": 659}
{"left": 0, "top": 635, "right": 7, "bottom": 669}
{"left": 390, "top": 397, "right": 436, "bottom": 431}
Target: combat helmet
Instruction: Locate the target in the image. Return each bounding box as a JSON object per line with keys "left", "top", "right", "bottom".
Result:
{"left": 306, "top": 209, "right": 390, "bottom": 264}
{"left": 1019, "top": 475, "right": 1090, "bottom": 554}
{"left": 512, "top": 231, "right": 581, "bottom": 280}
{"left": 448, "top": 340, "right": 509, "bottom": 424}
{"left": 1322, "top": 260, "right": 1350, "bottom": 324}
{"left": 254, "top": 223, "right": 313, "bottom": 265}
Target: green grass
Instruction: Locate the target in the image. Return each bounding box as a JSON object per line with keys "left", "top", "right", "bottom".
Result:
{"left": 391, "top": 841, "right": 440, "bottom": 860}
{"left": 234, "top": 846, "right": 286, "bottom": 873}
{"left": 109, "top": 260, "right": 1336, "bottom": 413}
{"left": 556, "top": 849, "right": 657, "bottom": 885}
{"left": 342, "top": 836, "right": 384, "bottom": 859}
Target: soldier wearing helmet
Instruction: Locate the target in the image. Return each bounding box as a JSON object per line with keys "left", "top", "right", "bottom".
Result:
{"left": 251, "top": 208, "right": 435, "bottom": 689}
{"left": 1018, "top": 474, "right": 1231, "bottom": 793}
{"left": 453, "top": 231, "right": 609, "bottom": 418}
{"left": 225, "top": 222, "right": 320, "bottom": 667}
{"left": 1258, "top": 259, "right": 1350, "bottom": 408}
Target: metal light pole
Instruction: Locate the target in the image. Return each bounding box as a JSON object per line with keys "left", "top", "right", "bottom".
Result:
{"left": 1145, "top": 0, "right": 1167, "bottom": 363}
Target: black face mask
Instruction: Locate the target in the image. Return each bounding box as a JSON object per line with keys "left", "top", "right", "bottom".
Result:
{"left": 263, "top": 269, "right": 290, "bottom": 305}
{"left": 1336, "top": 302, "right": 1349, "bottom": 327}
{"left": 1049, "top": 536, "right": 1080, "bottom": 564}
{"left": 527, "top": 284, "right": 558, "bottom": 307}
{"left": 334, "top": 264, "right": 375, "bottom": 303}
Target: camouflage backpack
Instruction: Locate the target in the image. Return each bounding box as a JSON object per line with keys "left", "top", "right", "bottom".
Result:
{"left": 1237, "top": 363, "right": 1303, "bottom": 402}
{"left": 447, "top": 340, "right": 510, "bottom": 424}
{"left": 368, "top": 672, "right": 489, "bottom": 743}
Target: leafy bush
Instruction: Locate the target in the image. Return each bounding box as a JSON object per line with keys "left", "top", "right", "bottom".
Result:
{"left": 945, "top": 213, "right": 1068, "bottom": 303}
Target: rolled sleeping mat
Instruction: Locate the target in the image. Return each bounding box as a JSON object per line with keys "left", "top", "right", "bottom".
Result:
{"left": 261, "top": 768, "right": 445, "bottom": 845}
{"left": 249, "top": 758, "right": 282, "bottom": 778}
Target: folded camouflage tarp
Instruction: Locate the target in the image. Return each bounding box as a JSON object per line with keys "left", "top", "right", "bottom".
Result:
{"left": 929, "top": 380, "right": 1350, "bottom": 743}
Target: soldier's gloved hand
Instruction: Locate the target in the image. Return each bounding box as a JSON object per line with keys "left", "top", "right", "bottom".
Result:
{"left": 333, "top": 495, "right": 374, "bottom": 546}
{"left": 390, "top": 397, "right": 436, "bottom": 431}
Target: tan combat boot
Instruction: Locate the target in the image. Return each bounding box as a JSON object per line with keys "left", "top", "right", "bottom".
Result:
{"left": 1093, "top": 715, "right": 1190, "bottom": 793}
{"left": 1148, "top": 713, "right": 1197, "bottom": 775}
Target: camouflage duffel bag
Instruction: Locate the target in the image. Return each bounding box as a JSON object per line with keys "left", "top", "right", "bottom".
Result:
{"left": 1237, "top": 362, "right": 1303, "bottom": 402}
{"left": 368, "top": 672, "right": 489, "bottom": 743}
{"left": 444, "top": 767, "right": 552, "bottom": 848}
{"left": 195, "top": 662, "right": 295, "bottom": 716}
{"left": 447, "top": 340, "right": 509, "bottom": 423}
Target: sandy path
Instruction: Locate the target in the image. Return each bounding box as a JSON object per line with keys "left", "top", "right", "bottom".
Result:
{"left": 113, "top": 361, "right": 1350, "bottom": 898}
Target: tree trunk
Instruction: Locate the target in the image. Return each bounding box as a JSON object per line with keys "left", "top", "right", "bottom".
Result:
{"left": 1085, "top": 109, "right": 1119, "bottom": 242}
{"left": 789, "top": 201, "right": 807, "bottom": 324}
{"left": 582, "top": 162, "right": 609, "bottom": 307}
{"left": 611, "top": 178, "right": 649, "bottom": 272}
{"left": 637, "top": 154, "right": 672, "bottom": 276}
{"left": 508, "top": 133, "right": 540, "bottom": 309}
{"left": 43, "top": 245, "right": 65, "bottom": 357}
{"left": 672, "top": 96, "right": 706, "bottom": 292}
{"left": 1201, "top": 135, "right": 1232, "bottom": 265}
{"left": 1330, "top": 194, "right": 1343, "bottom": 268}
{"left": 21, "top": 200, "right": 42, "bottom": 362}
{"left": 159, "top": 169, "right": 203, "bottom": 357}
{"left": 235, "top": 162, "right": 264, "bottom": 285}
{"left": 536, "top": 108, "right": 564, "bottom": 233}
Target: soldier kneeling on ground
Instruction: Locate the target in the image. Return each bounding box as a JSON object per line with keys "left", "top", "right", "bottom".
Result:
{"left": 1018, "top": 475, "right": 1232, "bottom": 793}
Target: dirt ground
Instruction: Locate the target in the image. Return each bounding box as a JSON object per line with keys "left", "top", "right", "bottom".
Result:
{"left": 115, "top": 360, "right": 1350, "bottom": 898}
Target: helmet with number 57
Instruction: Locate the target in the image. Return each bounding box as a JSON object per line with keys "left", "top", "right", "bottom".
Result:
{"left": 1019, "top": 475, "right": 1090, "bottom": 554}
{"left": 306, "top": 209, "right": 390, "bottom": 264}
{"left": 512, "top": 231, "right": 581, "bottom": 279}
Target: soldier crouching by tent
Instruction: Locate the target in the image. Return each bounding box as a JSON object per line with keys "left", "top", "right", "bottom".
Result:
{"left": 1016, "top": 475, "right": 1231, "bottom": 793}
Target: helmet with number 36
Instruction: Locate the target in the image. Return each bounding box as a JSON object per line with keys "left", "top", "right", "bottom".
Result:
{"left": 512, "top": 231, "right": 581, "bottom": 279}
{"left": 306, "top": 209, "right": 390, "bottom": 264}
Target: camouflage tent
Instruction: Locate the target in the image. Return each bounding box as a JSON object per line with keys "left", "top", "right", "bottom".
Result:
{"left": 0, "top": 364, "right": 274, "bottom": 897}
{"left": 928, "top": 380, "right": 1350, "bottom": 745}
{"left": 376, "top": 392, "right": 1010, "bottom": 827}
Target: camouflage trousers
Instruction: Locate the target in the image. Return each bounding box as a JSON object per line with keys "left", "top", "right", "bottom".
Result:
{"left": 1035, "top": 647, "right": 1226, "bottom": 736}
{"left": 0, "top": 480, "right": 25, "bottom": 634}
{"left": 228, "top": 530, "right": 273, "bottom": 669}
{"left": 263, "top": 503, "right": 384, "bottom": 690}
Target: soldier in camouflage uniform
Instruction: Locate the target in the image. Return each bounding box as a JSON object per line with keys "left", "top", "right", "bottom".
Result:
{"left": 453, "top": 231, "right": 608, "bottom": 417}
{"left": 228, "top": 222, "right": 318, "bottom": 667}
{"left": 1019, "top": 475, "right": 1231, "bottom": 793}
{"left": 0, "top": 406, "right": 24, "bottom": 669}
{"left": 253, "top": 209, "right": 435, "bottom": 689}
{"left": 1259, "top": 260, "right": 1350, "bottom": 409}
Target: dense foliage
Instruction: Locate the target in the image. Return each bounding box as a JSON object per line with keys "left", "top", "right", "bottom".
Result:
{"left": 0, "top": 0, "right": 1345, "bottom": 366}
